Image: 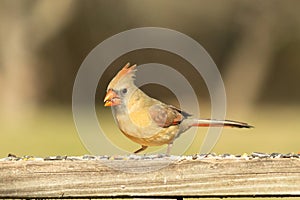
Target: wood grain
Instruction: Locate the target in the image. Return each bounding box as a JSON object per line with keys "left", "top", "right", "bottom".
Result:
{"left": 0, "top": 158, "right": 300, "bottom": 198}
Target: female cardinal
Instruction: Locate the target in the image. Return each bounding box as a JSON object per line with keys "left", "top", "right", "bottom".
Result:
{"left": 104, "top": 63, "right": 252, "bottom": 154}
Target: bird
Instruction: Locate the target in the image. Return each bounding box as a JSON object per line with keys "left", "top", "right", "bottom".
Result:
{"left": 104, "top": 63, "right": 253, "bottom": 154}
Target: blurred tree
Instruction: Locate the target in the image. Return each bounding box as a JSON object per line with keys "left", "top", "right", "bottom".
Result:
{"left": 223, "top": 2, "right": 274, "bottom": 116}
{"left": 223, "top": 1, "right": 300, "bottom": 116}
{"left": 0, "top": 0, "right": 76, "bottom": 120}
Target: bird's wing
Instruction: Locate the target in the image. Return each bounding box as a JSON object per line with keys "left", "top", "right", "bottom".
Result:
{"left": 148, "top": 103, "right": 191, "bottom": 128}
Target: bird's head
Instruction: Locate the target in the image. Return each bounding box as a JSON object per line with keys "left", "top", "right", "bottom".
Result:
{"left": 104, "top": 63, "right": 137, "bottom": 107}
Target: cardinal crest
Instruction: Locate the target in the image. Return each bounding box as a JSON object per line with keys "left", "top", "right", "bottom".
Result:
{"left": 107, "top": 63, "right": 137, "bottom": 90}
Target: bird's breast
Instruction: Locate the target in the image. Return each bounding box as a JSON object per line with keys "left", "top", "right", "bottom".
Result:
{"left": 128, "top": 109, "right": 152, "bottom": 128}
{"left": 121, "top": 125, "right": 179, "bottom": 146}
{"left": 114, "top": 107, "right": 180, "bottom": 143}
{"left": 116, "top": 110, "right": 155, "bottom": 138}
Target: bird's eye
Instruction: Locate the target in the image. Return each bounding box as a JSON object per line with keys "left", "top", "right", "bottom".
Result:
{"left": 122, "top": 88, "right": 127, "bottom": 94}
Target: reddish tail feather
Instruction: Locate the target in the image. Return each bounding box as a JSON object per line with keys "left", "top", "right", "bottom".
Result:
{"left": 192, "top": 119, "right": 253, "bottom": 128}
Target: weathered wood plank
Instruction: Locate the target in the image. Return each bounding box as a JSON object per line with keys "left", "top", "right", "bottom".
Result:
{"left": 0, "top": 157, "right": 300, "bottom": 198}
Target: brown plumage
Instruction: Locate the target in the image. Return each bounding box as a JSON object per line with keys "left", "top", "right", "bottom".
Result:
{"left": 104, "top": 63, "right": 253, "bottom": 154}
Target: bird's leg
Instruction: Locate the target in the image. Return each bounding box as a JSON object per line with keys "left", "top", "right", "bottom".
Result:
{"left": 166, "top": 143, "right": 173, "bottom": 155}
{"left": 134, "top": 145, "right": 148, "bottom": 154}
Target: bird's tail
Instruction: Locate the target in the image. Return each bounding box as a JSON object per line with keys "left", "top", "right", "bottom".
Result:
{"left": 191, "top": 119, "right": 253, "bottom": 128}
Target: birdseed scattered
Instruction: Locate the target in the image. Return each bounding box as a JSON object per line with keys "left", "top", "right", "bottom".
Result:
{"left": 1, "top": 152, "right": 299, "bottom": 161}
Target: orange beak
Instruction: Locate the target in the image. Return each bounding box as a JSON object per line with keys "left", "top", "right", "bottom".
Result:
{"left": 104, "top": 89, "right": 121, "bottom": 107}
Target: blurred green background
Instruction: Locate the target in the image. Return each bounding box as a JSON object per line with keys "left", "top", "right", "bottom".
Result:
{"left": 1, "top": 0, "right": 300, "bottom": 158}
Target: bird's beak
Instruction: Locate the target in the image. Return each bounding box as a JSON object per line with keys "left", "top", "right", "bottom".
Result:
{"left": 104, "top": 89, "right": 121, "bottom": 107}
